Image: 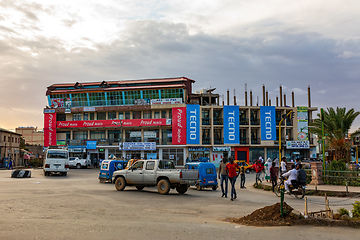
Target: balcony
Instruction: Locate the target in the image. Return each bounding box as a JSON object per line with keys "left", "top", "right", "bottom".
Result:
{"left": 240, "top": 118, "right": 249, "bottom": 125}
{"left": 286, "top": 120, "right": 293, "bottom": 126}
{"left": 240, "top": 137, "right": 249, "bottom": 144}
{"left": 250, "top": 119, "right": 260, "bottom": 125}
{"left": 213, "top": 118, "right": 223, "bottom": 125}
{"left": 251, "top": 138, "right": 261, "bottom": 144}
{"left": 202, "top": 137, "right": 211, "bottom": 145}
{"left": 214, "top": 139, "right": 224, "bottom": 145}
{"left": 202, "top": 117, "right": 210, "bottom": 125}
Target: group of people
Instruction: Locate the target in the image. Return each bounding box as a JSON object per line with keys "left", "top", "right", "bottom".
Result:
{"left": 218, "top": 155, "right": 307, "bottom": 200}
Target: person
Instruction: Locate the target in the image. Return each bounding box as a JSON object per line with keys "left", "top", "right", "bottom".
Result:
{"left": 8, "top": 159, "right": 13, "bottom": 170}
{"left": 252, "top": 160, "right": 264, "bottom": 186}
{"left": 280, "top": 157, "right": 287, "bottom": 175}
{"left": 218, "top": 157, "right": 228, "bottom": 198}
{"left": 239, "top": 162, "right": 246, "bottom": 189}
{"left": 296, "top": 164, "right": 307, "bottom": 186}
{"left": 273, "top": 157, "right": 279, "bottom": 179}
{"left": 265, "top": 157, "right": 272, "bottom": 182}
{"left": 270, "top": 162, "right": 278, "bottom": 192}
{"left": 225, "top": 157, "right": 240, "bottom": 201}
{"left": 295, "top": 158, "right": 301, "bottom": 167}
{"left": 258, "top": 155, "right": 264, "bottom": 164}
{"left": 282, "top": 164, "right": 298, "bottom": 193}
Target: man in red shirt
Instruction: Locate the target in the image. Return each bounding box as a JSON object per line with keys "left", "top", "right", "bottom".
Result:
{"left": 226, "top": 156, "right": 240, "bottom": 201}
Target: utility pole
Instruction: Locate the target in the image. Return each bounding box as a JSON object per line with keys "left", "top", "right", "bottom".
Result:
{"left": 321, "top": 108, "right": 325, "bottom": 171}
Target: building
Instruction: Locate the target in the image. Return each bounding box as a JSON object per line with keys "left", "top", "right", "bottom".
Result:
{"left": 0, "top": 128, "right": 21, "bottom": 167}
{"left": 44, "top": 77, "right": 317, "bottom": 166}
{"left": 16, "top": 126, "right": 44, "bottom": 146}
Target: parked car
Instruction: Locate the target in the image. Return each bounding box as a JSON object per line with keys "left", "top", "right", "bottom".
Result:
{"left": 112, "top": 159, "right": 199, "bottom": 195}
{"left": 99, "top": 160, "right": 127, "bottom": 183}
{"left": 185, "top": 162, "right": 218, "bottom": 191}
{"left": 69, "top": 157, "right": 89, "bottom": 169}
{"left": 43, "top": 148, "right": 69, "bottom": 176}
{"left": 234, "top": 160, "right": 254, "bottom": 173}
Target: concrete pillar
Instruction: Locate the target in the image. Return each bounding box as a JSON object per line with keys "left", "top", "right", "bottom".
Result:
{"left": 310, "top": 161, "right": 324, "bottom": 185}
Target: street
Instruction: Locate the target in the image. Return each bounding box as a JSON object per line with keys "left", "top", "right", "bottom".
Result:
{"left": 0, "top": 169, "right": 358, "bottom": 240}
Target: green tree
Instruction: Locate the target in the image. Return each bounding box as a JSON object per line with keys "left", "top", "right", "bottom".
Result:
{"left": 309, "top": 107, "right": 360, "bottom": 162}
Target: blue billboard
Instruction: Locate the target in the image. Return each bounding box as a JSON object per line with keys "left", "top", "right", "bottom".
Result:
{"left": 260, "top": 106, "right": 276, "bottom": 141}
{"left": 223, "top": 106, "right": 240, "bottom": 144}
{"left": 86, "top": 141, "right": 97, "bottom": 150}
{"left": 186, "top": 105, "right": 200, "bottom": 144}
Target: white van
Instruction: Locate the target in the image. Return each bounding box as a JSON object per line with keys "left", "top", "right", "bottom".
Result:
{"left": 43, "top": 148, "right": 70, "bottom": 176}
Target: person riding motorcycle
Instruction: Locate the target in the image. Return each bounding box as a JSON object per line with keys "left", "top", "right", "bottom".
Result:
{"left": 281, "top": 164, "right": 297, "bottom": 193}
{"left": 296, "top": 163, "right": 307, "bottom": 187}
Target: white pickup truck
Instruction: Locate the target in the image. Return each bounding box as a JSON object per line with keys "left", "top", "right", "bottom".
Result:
{"left": 69, "top": 157, "right": 89, "bottom": 169}
{"left": 112, "top": 159, "right": 199, "bottom": 195}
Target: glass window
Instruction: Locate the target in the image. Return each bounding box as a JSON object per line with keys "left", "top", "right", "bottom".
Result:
{"left": 47, "top": 150, "right": 68, "bottom": 159}
{"left": 131, "top": 161, "right": 144, "bottom": 170}
{"left": 108, "top": 130, "right": 122, "bottom": 143}
{"left": 144, "top": 130, "right": 159, "bottom": 144}
{"left": 71, "top": 93, "right": 88, "bottom": 107}
{"left": 89, "top": 92, "right": 106, "bottom": 106}
{"left": 89, "top": 113, "right": 95, "bottom": 120}
{"left": 125, "top": 112, "right": 131, "bottom": 119}
{"left": 143, "top": 111, "right": 152, "bottom": 119}
{"left": 146, "top": 161, "right": 155, "bottom": 170}
{"left": 56, "top": 114, "right": 66, "bottom": 121}
{"left": 108, "top": 91, "right": 123, "bottom": 106}
{"left": 161, "top": 111, "right": 167, "bottom": 119}
{"left": 154, "top": 111, "right": 160, "bottom": 119}
{"left": 119, "top": 112, "right": 124, "bottom": 119}
{"left": 143, "top": 90, "right": 159, "bottom": 100}
{"left": 125, "top": 130, "right": 141, "bottom": 142}
{"left": 108, "top": 112, "right": 117, "bottom": 120}
{"left": 159, "top": 160, "right": 175, "bottom": 169}
{"left": 161, "top": 129, "right": 172, "bottom": 145}
{"left": 84, "top": 113, "right": 89, "bottom": 120}
{"left": 97, "top": 112, "right": 106, "bottom": 120}
{"left": 73, "top": 113, "right": 81, "bottom": 121}
{"left": 133, "top": 111, "right": 141, "bottom": 119}
{"left": 206, "top": 168, "right": 214, "bottom": 174}
{"left": 73, "top": 131, "right": 88, "bottom": 140}
{"left": 123, "top": 90, "right": 141, "bottom": 105}
{"left": 90, "top": 131, "right": 105, "bottom": 140}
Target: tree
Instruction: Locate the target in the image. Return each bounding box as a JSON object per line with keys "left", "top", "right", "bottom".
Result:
{"left": 309, "top": 107, "right": 360, "bottom": 162}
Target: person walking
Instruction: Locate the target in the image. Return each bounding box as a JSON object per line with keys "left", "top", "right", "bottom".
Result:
{"left": 8, "top": 159, "right": 13, "bottom": 170}
{"left": 239, "top": 162, "right": 246, "bottom": 189}
{"left": 226, "top": 157, "right": 239, "bottom": 201}
{"left": 280, "top": 157, "right": 287, "bottom": 175}
{"left": 252, "top": 160, "right": 264, "bottom": 186}
{"left": 218, "top": 157, "right": 228, "bottom": 198}
{"left": 270, "top": 162, "right": 278, "bottom": 192}
{"left": 265, "top": 157, "right": 272, "bottom": 182}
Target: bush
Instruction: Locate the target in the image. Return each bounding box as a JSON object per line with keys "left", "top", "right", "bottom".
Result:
{"left": 338, "top": 208, "right": 349, "bottom": 216}
{"left": 352, "top": 201, "right": 360, "bottom": 218}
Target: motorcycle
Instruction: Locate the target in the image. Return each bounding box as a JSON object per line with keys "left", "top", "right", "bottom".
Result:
{"left": 274, "top": 175, "right": 306, "bottom": 199}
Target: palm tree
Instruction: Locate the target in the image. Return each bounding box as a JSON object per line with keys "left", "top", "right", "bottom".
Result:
{"left": 309, "top": 107, "right": 360, "bottom": 162}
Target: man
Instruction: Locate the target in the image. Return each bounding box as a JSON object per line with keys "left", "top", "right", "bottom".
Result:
{"left": 258, "top": 155, "right": 264, "bottom": 164}
{"left": 225, "top": 157, "right": 240, "bottom": 201}
{"left": 295, "top": 158, "right": 301, "bottom": 167}
{"left": 296, "top": 164, "right": 307, "bottom": 186}
{"left": 239, "top": 162, "right": 246, "bottom": 189}
{"left": 282, "top": 164, "right": 298, "bottom": 193}
{"left": 280, "top": 157, "right": 287, "bottom": 175}
{"left": 252, "top": 160, "right": 264, "bottom": 186}
{"left": 218, "top": 157, "right": 228, "bottom": 198}
{"left": 270, "top": 162, "right": 278, "bottom": 192}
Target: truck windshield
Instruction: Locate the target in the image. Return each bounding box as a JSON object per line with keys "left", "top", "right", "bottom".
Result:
{"left": 47, "top": 151, "right": 68, "bottom": 159}
{"left": 159, "top": 160, "right": 175, "bottom": 169}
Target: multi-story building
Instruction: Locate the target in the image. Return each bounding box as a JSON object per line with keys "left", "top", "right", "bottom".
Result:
{"left": 15, "top": 126, "right": 44, "bottom": 146}
{"left": 0, "top": 128, "right": 21, "bottom": 167}
{"left": 44, "top": 77, "right": 317, "bottom": 166}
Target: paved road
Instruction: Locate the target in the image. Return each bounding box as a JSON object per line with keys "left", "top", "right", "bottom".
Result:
{"left": 0, "top": 169, "right": 358, "bottom": 240}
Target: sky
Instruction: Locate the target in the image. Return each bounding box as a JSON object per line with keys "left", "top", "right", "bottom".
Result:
{"left": 1, "top": 0, "right": 360, "bottom": 131}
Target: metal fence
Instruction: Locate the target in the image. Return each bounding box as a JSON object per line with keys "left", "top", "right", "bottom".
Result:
{"left": 322, "top": 170, "right": 360, "bottom": 187}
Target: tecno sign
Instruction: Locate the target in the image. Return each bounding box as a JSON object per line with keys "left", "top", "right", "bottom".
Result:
{"left": 224, "top": 106, "right": 239, "bottom": 144}
{"left": 260, "top": 106, "right": 276, "bottom": 141}
{"left": 186, "top": 105, "right": 200, "bottom": 144}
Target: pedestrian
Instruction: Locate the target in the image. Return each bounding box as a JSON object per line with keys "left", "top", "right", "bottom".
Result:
{"left": 273, "top": 157, "right": 279, "bottom": 179}
{"left": 218, "top": 157, "right": 228, "bottom": 198}
{"left": 225, "top": 156, "right": 239, "bottom": 201}
{"left": 8, "top": 159, "right": 13, "bottom": 170}
{"left": 258, "top": 155, "right": 264, "bottom": 164}
{"left": 270, "top": 162, "right": 277, "bottom": 192}
{"left": 295, "top": 158, "right": 301, "bottom": 167}
{"left": 265, "top": 157, "right": 272, "bottom": 182}
{"left": 240, "top": 162, "right": 246, "bottom": 189}
{"left": 252, "top": 160, "right": 264, "bottom": 186}
{"left": 280, "top": 157, "right": 287, "bottom": 175}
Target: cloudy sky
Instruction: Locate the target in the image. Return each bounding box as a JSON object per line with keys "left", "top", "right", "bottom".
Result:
{"left": 1, "top": 0, "right": 360, "bottom": 131}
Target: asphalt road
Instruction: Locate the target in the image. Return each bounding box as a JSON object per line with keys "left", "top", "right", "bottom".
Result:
{"left": 0, "top": 169, "right": 358, "bottom": 240}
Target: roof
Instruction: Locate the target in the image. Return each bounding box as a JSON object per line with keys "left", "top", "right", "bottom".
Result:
{"left": 0, "top": 128, "right": 22, "bottom": 136}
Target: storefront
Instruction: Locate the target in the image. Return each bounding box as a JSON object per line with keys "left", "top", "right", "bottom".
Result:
{"left": 188, "top": 147, "right": 210, "bottom": 161}
{"left": 212, "top": 146, "right": 230, "bottom": 166}
{"left": 233, "top": 146, "right": 249, "bottom": 163}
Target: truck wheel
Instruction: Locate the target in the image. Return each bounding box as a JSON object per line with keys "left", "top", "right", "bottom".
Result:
{"left": 176, "top": 184, "right": 188, "bottom": 194}
{"left": 115, "top": 177, "right": 126, "bottom": 191}
{"left": 157, "top": 179, "right": 170, "bottom": 195}
{"left": 196, "top": 184, "right": 202, "bottom": 191}
{"left": 76, "top": 164, "right": 81, "bottom": 169}
{"left": 136, "top": 186, "right": 144, "bottom": 191}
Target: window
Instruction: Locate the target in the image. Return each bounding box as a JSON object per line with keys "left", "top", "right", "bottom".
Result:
{"left": 160, "top": 89, "right": 183, "bottom": 99}
{"left": 8, "top": 137, "right": 10, "bottom": 142}
{"left": 108, "top": 112, "right": 117, "bottom": 120}
{"left": 57, "top": 114, "right": 66, "bottom": 121}
{"left": 159, "top": 160, "right": 175, "bottom": 169}
{"left": 89, "top": 113, "right": 95, "bottom": 120}
{"left": 161, "top": 111, "right": 167, "bottom": 119}
{"left": 108, "top": 130, "right": 122, "bottom": 143}
{"left": 131, "top": 161, "right": 144, "bottom": 170}
{"left": 84, "top": 113, "right": 89, "bottom": 120}
{"left": 119, "top": 112, "right": 124, "bottom": 119}
{"left": 123, "top": 90, "right": 141, "bottom": 105}
{"left": 97, "top": 112, "right": 106, "bottom": 120}
{"left": 71, "top": 93, "right": 88, "bottom": 107}
{"left": 154, "top": 111, "right": 160, "bottom": 119}
{"left": 146, "top": 161, "right": 155, "bottom": 170}
{"left": 125, "top": 112, "right": 131, "bottom": 119}
{"left": 89, "top": 92, "right": 106, "bottom": 106}
{"left": 133, "top": 111, "right": 141, "bottom": 119}
{"left": 3, "top": 136, "right": 6, "bottom": 142}
{"left": 73, "top": 131, "right": 88, "bottom": 140}
{"left": 47, "top": 151, "right": 68, "bottom": 159}
{"left": 90, "top": 131, "right": 105, "bottom": 140}
{"left": 206, "top": 168, "right": 214, "bottom": 174}
{"left": 143, "top": 111, "right": 152, "bottom": 119}
{"left": 73, "top": 113, "right": 81, "bottom": 121}
{"left": 108, "top": 91, "right": 123, "bottom": 106}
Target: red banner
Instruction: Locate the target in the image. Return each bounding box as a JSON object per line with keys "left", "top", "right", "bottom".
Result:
{"left": 44, "top": 113, "right": 57, "bottom": 147}
{"left": 172, "top": 107, "right": 186, "bottom": 145}
{"left": 57, "top": 119, "right": 170, "bottom": 128}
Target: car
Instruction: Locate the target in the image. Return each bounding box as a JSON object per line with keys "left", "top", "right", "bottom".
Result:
{"left": 43, "top": 148, "right": 70, "bottom": 176}
{"left": 234, "top": 160, "right": 254, "bottom": 174}
{"left": 69, "top": 157, "right": 89, "bottom": 169}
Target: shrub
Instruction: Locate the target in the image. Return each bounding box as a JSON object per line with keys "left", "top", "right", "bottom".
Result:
{"left": 338, "top": 208, "right": 349, "bottom": 216}
{"left": 352, "top": 201, "right": 360, "bottom": 218}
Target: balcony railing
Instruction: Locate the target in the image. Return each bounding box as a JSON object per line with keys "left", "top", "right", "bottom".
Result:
{"left": 251, "top": 138, "right": 261, "bottom": 144}
{"left": 214, "top": 139, "right": 224, "bottom": 145}
{"left": 213, "top": 118, "right": 223, "bottom": 125}
{"left": 240, "top": 118, "right": 249, "bottom": 125}
{"left": 202, "top": 117, "right": 210, "bottom": 125}
{"left": 250, "top": 119, "right": 260, "bottom": 125}
{"left": 240, "top": 137, "right": 249, "bottom": 144}
{"left": 202, "top": 137, "right": 211, "bottom": 145}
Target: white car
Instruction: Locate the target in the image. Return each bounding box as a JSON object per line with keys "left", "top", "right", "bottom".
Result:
{"left": 69, "top": 157, "right": 89, "bottom": 169}
{"left": 44, "top": 149, "right": 70, "bottom": 176}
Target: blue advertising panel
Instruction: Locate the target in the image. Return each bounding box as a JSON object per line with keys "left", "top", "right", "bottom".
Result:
{"left": 86, "top": 141, "right": 97, "bottom": 149}
{"left": 260, "top": 106, "right": 276, "bottom": 141}
{"left": 186, "top": 105, "right": 200, "bottom": 144}
{"left": 223, "top": 106, "right": 240, "bottom": 144}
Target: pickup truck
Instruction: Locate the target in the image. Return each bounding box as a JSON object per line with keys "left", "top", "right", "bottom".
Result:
{"left": 69, "top": 157, "right": 89, "bottom": 169}
{"left": 112, "top": 159, "right": 199, "bottom": 195}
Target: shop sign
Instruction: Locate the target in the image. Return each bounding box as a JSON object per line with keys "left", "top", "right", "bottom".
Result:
{"left": 57, "top": 118, "right": 169, "bottom": 128}
{"left": 213, "top": 147, "right": 231, "bottom": 152}
{"left": 188, "top": 147, "right": 211, "bottom": 152}
{"left": 44, "top": 112, "right": 57, "bottom": 147}
{"left": 68, "top": 147, "right": 86, "bottom": 153}
{"left": 130, "top": 131, "right": 142, "bottom": 138}
{"left": 135, "top": 99, "right": 150, "bottom": 105}
{"left": 260, "top": 106, "right": 276, "bottom": 141}
{"left": 87, "top": 141, "right": 97, "bottom": 150}
{"left": 223, "top": 106, "right": 239, "bottom": 144}
{"left": 286, "top": 141, "right": 310, "bottom": 149}
{"left": 151, "top": 98, "right": 182, "bottom": 105}
{"left": 172, "top": 107, "right": 186, "bottom": 145}
{"left": 144, "top": 131, "right": 156, "bottom": 138}
{"left": 44, "top": 109, "right": 55, "bottom": 114}
{"left": 84, "top": 107, "right": 96, "bottom": 112}
{"left": 122, "top": 142, "right": 156, "bottom": 151}
{"left": 57, "top": 140, "right": 66, "bottom": 146}
{"left": 147, "top": 153, "right": 157, "bottom": 159}
{"left": 97, "top": 139, "right": 109, "bottom": 146}
{"left": 297, "top": 106, "right": 308, "bottom": 141}
{"left": 186, "top": 105, "right": 200, "bottom": 144}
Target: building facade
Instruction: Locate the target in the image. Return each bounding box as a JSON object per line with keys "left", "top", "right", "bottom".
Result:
{"left": 44, "top": 77, "right": 317, "bottom": 166}
{"left": 16, "top": 127, "right": 44, "bottom": 146}
{"left": 0, "top": 128, "right": 21, "bottom": 167}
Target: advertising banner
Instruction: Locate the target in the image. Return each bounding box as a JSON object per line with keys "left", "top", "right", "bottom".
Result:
{"left": 123, "top": 142, "right": 156, "bottom": 150}
{"left": 172, "top": 107, "right": 186, "bottom": 145}
{"left": 151, "top": 98, "right": 182, "bottom": 105}
{"left": 50, "top": 98, "right": 64, "bottom": 108}
{"left": 86, "top": 141, "right": 97, "bottom": 150}
{"left": 223, "top": 106, "right": 240, "bottom": 144}
{"left": 57, "top": 118, "right": 169, "bottom": 128}
{"left": 186, "top": 105, "right": 200, "bottom": 144}
{"left": 286, "top": 141, "right": 310, "bottom": 149}
{"left": 297, "top": 106, "right": 308, "bottom": 140}
{"left": 260, "top": 106, "right": 276, "bottom": 141}
{"left": 44, "top": 113, "right": 57, "bottom": 147}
